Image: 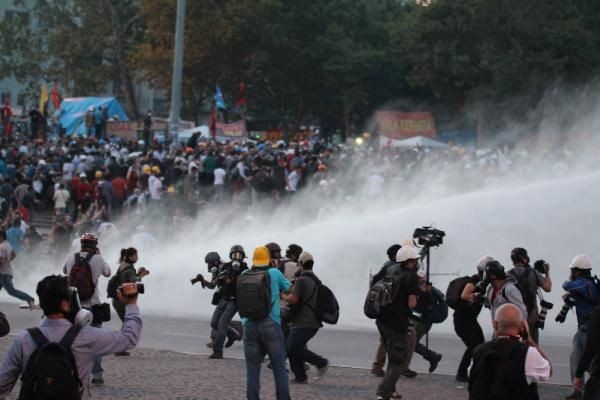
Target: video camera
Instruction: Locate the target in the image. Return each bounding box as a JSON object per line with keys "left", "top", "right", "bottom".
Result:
{"left": 413, "top": 226, "right": 445, "bottom": 247}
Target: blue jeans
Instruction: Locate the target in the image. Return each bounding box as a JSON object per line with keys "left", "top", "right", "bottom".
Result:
{"left": 0, "top": 274, "right": 33, "bottom": 303}
{"left": 210, "top": 299, "right": 239, "bottom": 354}
{"left": 243, "top": 318, "right": 290, "bottom": 400}
{"left": 287, "top": 327, "right": 327, "bottom": 381}
{"left": 91, "top": 321, "right": 103, "bottom": 379}
{"left": 571, "top": 326, "right": 588, "bottom": 381}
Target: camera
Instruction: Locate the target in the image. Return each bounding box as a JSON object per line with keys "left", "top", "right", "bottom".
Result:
{"left": 555, "top": 295, "right": 575, "bottom": 323}
{"left": 534, "top": 260, "right": 549, "bottom": 274}
{"left": 471, "top": 280, "right": 490, "bottom": 305}
{"left": 413, "top": 226, "right": 445, "bottom": 247}
{"left": 191, "top": 273, "right": 205, "bottom": 287}
{"left": 535, "top": 299, "right": 553, "bottom": 330}
{"left": 118, "top": 282, "right": 144, "bottom": 299}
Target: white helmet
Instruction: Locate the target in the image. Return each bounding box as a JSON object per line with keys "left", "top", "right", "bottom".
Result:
{"left": 396, "top": 246, "right": 420, "bottom": 262}
{"left": 569, "top": 255, "right": 592, "bottom": 270}
{"left": 477, "top": 255, "right": 496, "bottom": 273}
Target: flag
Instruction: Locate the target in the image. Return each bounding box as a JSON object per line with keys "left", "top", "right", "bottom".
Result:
{"left": 215, "top": 85, "right": 227, "bottom": 110}
{"left": 235, "top": 81, "right": 247, "bottom": 107}
{"left": 51, "top": 82, "right": 60, "bottom": 109}
{"left": 39, "top": 82, "right": 48, "bottom": 114}
{"left": 209, "top": 105, "right": 217, "bottom": 139}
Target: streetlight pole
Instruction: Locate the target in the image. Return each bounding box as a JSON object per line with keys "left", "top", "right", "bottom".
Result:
{"left": 168, "top": 0, "right": 185, "bottom": 141}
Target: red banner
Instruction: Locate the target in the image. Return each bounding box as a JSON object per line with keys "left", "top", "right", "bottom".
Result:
{"left": 376, "top": 111, "right": 436, "bottom": 139}
{"left": 216, "top": 120, "right": 247, "bottom": 139}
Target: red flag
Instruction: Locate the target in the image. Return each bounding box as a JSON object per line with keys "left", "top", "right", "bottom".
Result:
{"left": 235, "top": 81, "right": 247, "bottom": 107}
{"left": 51, "top": 82, "right": 60, "bottom": 109}
{"left": 209, "top": 105, "right": 217, "bottom": 139}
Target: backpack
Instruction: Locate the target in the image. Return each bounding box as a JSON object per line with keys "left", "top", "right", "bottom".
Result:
{"left": 303, "top": 274, "right": 340, "bottom": 325}
{"left": 445, "top": 276, "right": 471, "bottom": 310}
{"left": 428, "top": 288, "right": 449, "bottom": 323}
{"left": 19, "top": 326, "right": 82, "bottom": 400}
{"left": 68, "top": 253, "right": 95, "bottom": 302}
{"left": 106, "top": 264, "right": 134, "bottom": 299}
{"left": 508, "top": 268, "right": 537, "bottom": 313}
{"left": 237, "top": 268, "right": 272, "bottom": 320}
{"left": 364, "top": 277, "right": 396, "bottom": 319}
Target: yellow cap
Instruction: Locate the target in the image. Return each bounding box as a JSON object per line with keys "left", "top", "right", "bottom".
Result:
{"left": 95, "top": 170, "right": 103, "bottom": 178}
{"left": 151, "top": 165, "right": 161, "bottom": 174}
{"left": 167, "top": 185, "right": 175, "bottom": 193}
{"left": 142, "top": 165, "right": 151, "bottom": 174}
{"left": 252, "top": 246, "right": 271, "bottom": 267}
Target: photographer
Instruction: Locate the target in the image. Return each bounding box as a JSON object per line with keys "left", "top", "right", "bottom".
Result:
{"left": 508, "top": 247, "right": 552, "bottom": 343}
{"left": 208, "top": 245, "right": 247, "bottom": 359}
{"left": 0, "top": 275, "right": 142, "bottom": 400}
{"left": 482, "top": 261, "right": 527, "bottom": 323}
{"left": 469, "top": 303, "right": 551, "bottom": 400}
{"left": 109, "top": 247, "right": 148, "bottom": 356}
{"left": 63, "top": 232, "right": 111, "bottom": 385}
{"left": 560, "top": 255, "right": 600, "bottom": 400}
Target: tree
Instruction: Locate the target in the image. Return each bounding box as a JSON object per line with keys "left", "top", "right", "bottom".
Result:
{"left": 0, "top": 0, "right": 143, "bottom": 117}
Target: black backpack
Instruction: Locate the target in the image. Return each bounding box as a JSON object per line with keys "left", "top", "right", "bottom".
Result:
{"left": 445, "top": 276, "right": 471, "bottom": 310}
{"left": 237, "top": 268, "right": 272, "bottom": 320}
{"left": 68, "top": 253, "right": 95, "bottom": 302}
{"left": 364, "top": 277, "right": 396, "bottom": 319}
{"left": 19, "top": 326, "right": 82, "bottom": 400}
{"left": 303, "top": 274, "right": 340, "bottom": 325}
{"left": 106, "top": 265, "right": 134, "bottom": 299}
{"left": 508, "top": 268, "right": 537, "bottom": 313}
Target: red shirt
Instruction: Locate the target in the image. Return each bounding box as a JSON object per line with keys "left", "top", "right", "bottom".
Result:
{"left": 112, "top": 177, "right": 127, "bottom": 201}
{"left": 76, "top": 181, "right": 92, "bottom": 203}
{"left": 19, "top": 206, "right": 29, "bottom": 223}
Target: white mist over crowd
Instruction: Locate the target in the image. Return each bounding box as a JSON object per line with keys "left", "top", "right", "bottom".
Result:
{"left": 10, "top": 82, "right": 600, "bottom": 339}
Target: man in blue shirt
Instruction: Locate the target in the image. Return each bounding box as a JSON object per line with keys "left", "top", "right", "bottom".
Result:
{"left": 242, "top": 246, "right": 291, "bottom": 400}
{"left": 561, "top": 255, "right": 600, "bottom": 400}
{"left": 6, "top": 220, "right": 23, "bottom": 255}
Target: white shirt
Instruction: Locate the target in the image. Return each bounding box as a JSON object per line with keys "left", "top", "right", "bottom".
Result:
{"left": 62, "top": 163, "right": 74, "bottom": 181}
{"left": 214, "top": 168, "right": 226, "bottom": 185}
{"left": 288, "top": 171, "right": 300, "bottom": 192}
{"left": 148, "top": 175, "right": 162, "bottom": 200}
{"left": 53, "top": 189, "right": 70, "bottom": 209}
{"left": 524, "top": 346, "right": 551, "bottom": 385}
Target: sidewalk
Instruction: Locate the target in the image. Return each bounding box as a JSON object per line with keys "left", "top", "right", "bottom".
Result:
{"left": 1, "top": 342, "right": 572, "bottom": 399}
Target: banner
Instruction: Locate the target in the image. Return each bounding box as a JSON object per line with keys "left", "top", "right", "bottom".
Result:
{"left": 376, "top": 111, "right": 436, "bottom": 139}
{"left": 216, "top": 120, "right": 246, "bottom": 140}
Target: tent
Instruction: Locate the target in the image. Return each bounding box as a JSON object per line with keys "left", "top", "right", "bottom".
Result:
{"left": 59, "top": 97, "right": 129, "bottom": 135}
{"left": 380, "top": 135, "right": 448, "bottom": 148}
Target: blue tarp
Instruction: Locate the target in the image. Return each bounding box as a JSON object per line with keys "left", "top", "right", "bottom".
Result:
{"left": 59, "top": 97, "right": 129, "bottom": 135}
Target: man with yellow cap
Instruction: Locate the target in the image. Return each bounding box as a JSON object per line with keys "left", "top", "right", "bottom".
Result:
{"left": 148, "top": 166, "right": 162, "bottom": 202}
{"left": 239, "top": 246, "right": 291, "bottom": 400}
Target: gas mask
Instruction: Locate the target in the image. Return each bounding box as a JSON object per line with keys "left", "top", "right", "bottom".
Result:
{"left": 67, "top": 287, "right": 93, "bottom": 327}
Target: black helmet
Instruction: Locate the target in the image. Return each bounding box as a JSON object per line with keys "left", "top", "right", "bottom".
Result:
{"left": 205, "top": 252, "right": 221, "bottom": 265}
{"left": 230, "top": 245, "right": 245, "bottom": 261}
{"left": 265, "top": 242, "right": 282, "bottom": 260}
{"left": 485, "top": 260, "right": 506, "bottom": 280}
{"left": 285, "top": 244, "right": 303, "bottom": 260}
{"left": 511, "top": 247, "right": 529, "bottom": 265}
{"left": 386, "top": 244, "right": 401, "bottom": 262}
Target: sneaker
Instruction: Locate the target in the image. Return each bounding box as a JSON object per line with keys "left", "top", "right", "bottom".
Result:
{"left": 391, "top": 392, "right": 402, "bottom": 399}
{"left": 291, "top": 378, "right": 308, "bottom": 384}
{"left": 371, "top": 368, "right": 385, "bottom": 377}
{"left": 455, "top": 374, "right": 469, "bottom": 383}
{"left": 428, "top": 353, "right": 442, "bottom": 373}
{"left": 376, "top": 395, "right": 389, "bottom": 400}
{"left": 400, "top": 369, "right": 417, "bottom": 378}
{"left": 225, "top": 334, "right": 241, "bottom": 348}
{"left": 566, "top": 390, "right": 582, "bottom": 400}
{"left": 315, "top": 361, "right": 328, "bottom": 380}
{"left": 208, "top": 353, "right": 223, "bottom": 359}
{"left": 115, "top": 351, "right": 130, "bottom": 356}
{"left": 91, "top": 377, "right": 104, "bottom": 385}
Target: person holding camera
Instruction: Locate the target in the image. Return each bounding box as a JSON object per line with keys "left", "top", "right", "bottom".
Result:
{"left": 110, "top": 247, "right": 148, "bottom": 356}
{"left": 469, "top": 303, "right": 551, "bottom": 400}
{"left": 209, "top": 245, "right": 248, "bottom": 359}
{"left": 559, "top": 255, "right": 600, "bottom": 400}
{"left": 0, "top": 275, "right": 142, "bottom": 400}
{"left": 63, "top": 232, "right": 111, "bottom": 385}
{"left": 191, "top": 251, "right": 243, "bottom": 352}
{"left": 482, "top": 261, "right": 527, "bottom": 323}
{"left": 507, "top": 247, "right": 552, "bottom": 343}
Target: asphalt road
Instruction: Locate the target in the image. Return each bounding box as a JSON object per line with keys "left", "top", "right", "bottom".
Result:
{"left": 0, "top": 301, "right": 575, "bottom": 385}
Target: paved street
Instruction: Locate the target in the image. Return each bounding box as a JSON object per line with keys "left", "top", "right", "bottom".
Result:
{"left": 0, "top": 303, "right": 574, "bottom": 399}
